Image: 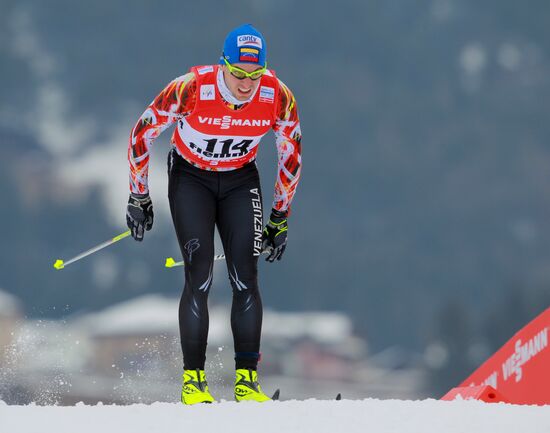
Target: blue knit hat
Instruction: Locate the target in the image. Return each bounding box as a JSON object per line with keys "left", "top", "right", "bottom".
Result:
{"left": 220, "top": 24, "right": 267, "bottom": 67}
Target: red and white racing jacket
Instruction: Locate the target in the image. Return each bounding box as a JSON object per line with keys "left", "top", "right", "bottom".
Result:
{"left": 128, "top": 64, "right": 302, "bottom": 213}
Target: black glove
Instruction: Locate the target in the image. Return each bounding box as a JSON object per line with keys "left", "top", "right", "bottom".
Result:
{"left": 261, "top": 209, "right": 288, "bottom": 262}
{"left": 126, "top": 193, "right": 154, "bottom": 241}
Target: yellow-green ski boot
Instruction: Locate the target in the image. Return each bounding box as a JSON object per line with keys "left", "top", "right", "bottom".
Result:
{"left": 234, "top": 369, "right": 271, "bottom": 402}
{"left": 181, "top": 369, "right": 216, "bottom": 405}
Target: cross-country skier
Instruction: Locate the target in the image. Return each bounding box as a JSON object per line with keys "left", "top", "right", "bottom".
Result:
{"left": 126, "top": 24, "right": 302, "bottom": 404}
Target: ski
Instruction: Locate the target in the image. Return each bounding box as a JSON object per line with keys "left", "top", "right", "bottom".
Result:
{"left": 269, "top": 389, "right": 342, "bottom": 401}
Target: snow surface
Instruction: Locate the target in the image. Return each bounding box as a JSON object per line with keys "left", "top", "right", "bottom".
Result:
{"left": 1, "top": 398, "right": 549, "bottom": 433}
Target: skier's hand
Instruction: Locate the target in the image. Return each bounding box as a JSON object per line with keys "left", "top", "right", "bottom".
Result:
{"left": 126, "top": 193, "right": 154, "bottom": 241}
{"left": 261, "top": 209, "right": 288, "bottom": 262}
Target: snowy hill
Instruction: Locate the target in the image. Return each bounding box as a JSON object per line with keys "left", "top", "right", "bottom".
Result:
{"left": 2, "top": 398, "right": 549, "bottom": 433}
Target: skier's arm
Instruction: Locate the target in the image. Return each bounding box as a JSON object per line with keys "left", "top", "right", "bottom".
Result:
{"left": 271, "top": 80, "right": 302, "bottom": 214}
{"left": 128, "top": 73, "right": 196, "bottom": 194}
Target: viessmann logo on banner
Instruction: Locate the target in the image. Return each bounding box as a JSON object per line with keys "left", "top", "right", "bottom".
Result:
{"left": 502, "top": 329, "right": 548, "bottom": 383}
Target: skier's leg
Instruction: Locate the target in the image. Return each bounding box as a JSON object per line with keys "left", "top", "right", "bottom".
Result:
{"left": 217, "top": 164, "right": 264, "bottom": 370}
{"left": 168, "top": 152, "right": 217, "bottom": 370}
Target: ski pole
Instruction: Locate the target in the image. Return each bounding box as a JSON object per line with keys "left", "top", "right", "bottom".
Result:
{"left": 165, "top": 250, "right": 269, "bottom": 268}
{"left": 165, "top": 253, "right": 227, "bottom": 268}
{"left": 53, "top": 230, "right": 132, "bottom": 270}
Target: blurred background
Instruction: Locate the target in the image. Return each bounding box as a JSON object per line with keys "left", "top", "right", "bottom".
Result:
{"left": 1, "top": 0, "right": 550, "bottom": 405}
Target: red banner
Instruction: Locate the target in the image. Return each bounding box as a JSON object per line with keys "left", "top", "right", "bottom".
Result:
{"left": 441, "top": 385, "right": 509, "bottom": 403}
{"left": 457, "top": 307, "right": 550, "bottom": 405}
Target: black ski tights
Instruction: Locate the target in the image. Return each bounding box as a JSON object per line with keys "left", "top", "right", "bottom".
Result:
{"left": 168, "top": 149, "right": 264, "bottom": 371}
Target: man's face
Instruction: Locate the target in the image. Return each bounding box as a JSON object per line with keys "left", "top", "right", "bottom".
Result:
{"left": 222, "top": 63, "right": 264, "bottom": 101}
